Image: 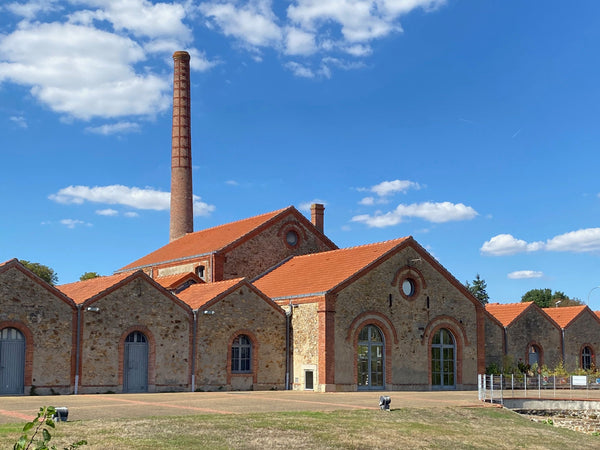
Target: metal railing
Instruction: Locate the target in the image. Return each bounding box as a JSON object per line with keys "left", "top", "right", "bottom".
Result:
{"left": 478, "top": 374, "right": 600, "bottom": 404}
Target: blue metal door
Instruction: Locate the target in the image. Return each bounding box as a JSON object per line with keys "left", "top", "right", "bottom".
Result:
{"left": 124, "top": 332, "right": 148, "bottom": 393}
{"left": 0, "top": 328, "right": 25, "bottom": 394}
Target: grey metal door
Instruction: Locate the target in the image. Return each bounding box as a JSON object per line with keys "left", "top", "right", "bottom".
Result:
{"left": 124, "top": 332, "right": 148, "bottom": 393}
{"left": 0, "top": 328, "right": 25, "bottom": 394}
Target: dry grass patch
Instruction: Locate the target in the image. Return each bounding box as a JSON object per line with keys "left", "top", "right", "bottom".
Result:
{"left": 1, "top": 407, "right": 599, "bottom": 449}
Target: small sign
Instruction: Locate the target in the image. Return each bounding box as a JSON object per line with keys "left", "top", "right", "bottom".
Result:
{"left": 572, "top": 375, "right": 587, "bottom": 386}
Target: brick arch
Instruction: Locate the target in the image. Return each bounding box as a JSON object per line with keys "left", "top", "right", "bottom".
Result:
{"left": 525, "top": 340, "right": 544, "bottom": 368}
{"left": 391, "top": 265, "right": 427, "bottom": 300}
{"left": 349, "top": 316, "right": 395, "bottom": 389}
{"left": 227, "top": 330, "right": 259, "bottom": 385}
{"left": 118, "top": 325, "right": 156, "bottom": 390}
{"left": 425, "top": 320, "right": 466, "bottom": 386}
{"left": 277, "top": 222, "right": 308, "bottom": 249}
{"left": 0, "top": 321, "right": 34, "bottom": 390}
{"left": 580, "top": 343, "right": 595, "bottom": 369}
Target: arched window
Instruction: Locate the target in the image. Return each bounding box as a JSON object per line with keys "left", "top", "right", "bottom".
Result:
{"left": 231, "top": 335, "right": 252, "bottom": 373}
{"left": 528, "top": 344, "right": 541, "bottom": 367}
{"left": 582, "top": 346, "right": 593, "bottom": 370}
{"left": 357, "top": 325, "right": 384, "bottom": 390}
{"left": 431, "top": 328, "right": 455, "bottom": 388}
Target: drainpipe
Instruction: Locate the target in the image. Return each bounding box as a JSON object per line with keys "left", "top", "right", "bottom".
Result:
{"left": 191, "top": 310, "right": 198, "bottom": 392}
{"left": 503, "top": 327, "right": 508, "bottom": 356}
{"left": 74, "top": 305, "right": 82, "bottom": 395}
{"left": 285, "top": 300, "right": 294, "bottom": 390}
{"left": 561, "top": 329, "right": 565, "bottom": 363}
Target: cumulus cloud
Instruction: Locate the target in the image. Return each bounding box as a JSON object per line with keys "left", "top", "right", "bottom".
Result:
{"left": 352, "top": 201, "right": 478, "bottom": 228}
{"left": 481, "top": 228, "right": 600, "bottom": 256}
{"left": 357, "top": 179, "right": 421, "bottom": 205}
{"left": 298, "top": 199, "right": 327, "bottom": 213}
{"left": 49, "top": 184, "right": 215, "bottom": 216}
{"left": 507, "top": 270, "right": 544, "bottom": 280}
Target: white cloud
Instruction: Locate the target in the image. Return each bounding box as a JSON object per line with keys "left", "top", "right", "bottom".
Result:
{"left": 351, "top": 201, "right": 478, "bottom": 228}
{"left": 359, "top": 197, "right": 375, "bottom": 206}
{"left": 60, "top": 218, "right": 90, "bottom": 228}
{"left": 298, "top": 199, "right": 327, "bottom": 213}
{"left": 0, "top": 22, "right": 171, "bottom": 120}
{"left": 9, "top": 115, "right": 28, "bottom": 128}
{"left": 285, "top": 61, "right": 314, "bottom": 78}
{"left": 124, "top": 211, "right": 139, "bottom": 218}
{"left": 285, "top": 27, "right": 316, "bottom": 55}
{"left": 481, "top": 228, "right": 600, "bottom": 256}
{"left": 369, "top": 179, "right": 421, "bottom": 197}
{"left": 507, "top": 270, "right": 544, "bottom": 280}
{"left": 49, "top": 184, "right": 215, "bottom": 216}
{"left": 4, "top": 0, "right": 60, "bottom": 19}
{"left": 199, "top": 1, "right": 282, "bottom": 49}
{"left": 86, "top": 121, "right": 141, "bottom": 135}
{"left": 96, "top": 208, "right": 118, "bottom": 216}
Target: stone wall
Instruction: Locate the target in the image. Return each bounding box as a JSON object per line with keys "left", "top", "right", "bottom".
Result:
{"left": 223, "top": 212, "right": 335, "bottom": 280}
{"left": 195, "top": 285, "right": 286, "bottom": 391}
{"left": 505, "top": 308, "right": 561, "bottom": 369}
{"left": 562, "top": 311, "right": 600, "bottom": 371}
{"left": 287, "top": 300, "right": 320, "bottom": 391}
{"left": 484, "top": 314, "right": 505, "bottom": 369}
{"left": 79, "top": 276, "right": 192, "bottom": 393}
{"left": 0, "top": 264, "right": 75, "bottom": 394}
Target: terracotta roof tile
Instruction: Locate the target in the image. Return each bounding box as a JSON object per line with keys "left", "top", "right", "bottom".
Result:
{"left": 57, "top": 273, "right": 132, "bottom": 304}
{"left": 254, "top": 238, "right": 409, "bottom": 299}
{"left": 177, "top": 278, "right": 244, "bottom": 310}
{"left": 485, "top": 302, "right": 532, "bottom": 327}
{"left": 155, "top": 273, "right": 204, "bottom": 290}
{"left": 543, "top": 305, "right": 587, "bottom": 328}
{"left": 118, "top": 208, "right": 289, "bottom": 272}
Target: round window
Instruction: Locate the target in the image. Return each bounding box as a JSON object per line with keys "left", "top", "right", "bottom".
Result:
{"left": 402, "top": 279, "right": 416, "bottom": 297}
{"left": 286, "top": 230, "right": 299, "bottom": 246}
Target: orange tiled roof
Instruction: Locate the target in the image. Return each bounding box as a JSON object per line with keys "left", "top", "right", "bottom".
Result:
{"left": 57, "top": 272, "right": 132, "bottom": 304}
{"left": 543, "top": 305, "right": 587, "bottom": 328}
{"left": 254, "top": 238, "right": 409, "bottom": 299}
{"left": 485, "top": 302, "right": 532, "bottom": 327}
{"left": 177, "top": 278, "right": 244, "bottom": 310}
{"left": 118, "top": 208, "right": 290, "bottom": 272}
{"left": 155, "top": 273, "right": 204, "bottom": 290}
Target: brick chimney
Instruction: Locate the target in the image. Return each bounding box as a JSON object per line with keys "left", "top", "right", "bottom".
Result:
{"left": 169, "top": 51, "right": 194, "bottom": 242}
{"left": 311, "top": 203, "right": 325, "bottom": 234}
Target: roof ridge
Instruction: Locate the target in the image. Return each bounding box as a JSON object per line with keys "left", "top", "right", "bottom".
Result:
{"left": 184, "top": 207, "right": 290, "bottom": 237}
{"left": 282, "top": 237, "right": 409, "bottom": 261}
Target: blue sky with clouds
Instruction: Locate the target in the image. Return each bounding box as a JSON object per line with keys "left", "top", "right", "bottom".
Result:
{"left": 1, "top": 0, "right": 599, "bottom": 306}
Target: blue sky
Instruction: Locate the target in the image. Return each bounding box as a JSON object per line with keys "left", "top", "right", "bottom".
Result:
{"left": 1, "top": 0, "right": 599, "bottom": 306}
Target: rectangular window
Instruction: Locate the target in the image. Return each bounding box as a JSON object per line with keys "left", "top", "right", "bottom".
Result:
{"left": 305, "top": 370, "right": 314, "bottom": 390}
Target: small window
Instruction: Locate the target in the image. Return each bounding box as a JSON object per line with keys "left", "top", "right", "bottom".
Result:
{"left": 232, "top": 335, "right": 252, "bottom": 373}
{"left": 286, "top": 230, "right": 299, "bottom": 247}
{"left": 126, "top": 331, "right": 147, "bottom": 343}
{"left": 196, "top": 265, "right": 205, "bottom": 279}
{"left": 582, "top": 346, "right": 593, "bottom": 370}
{"left": 305, "top": 370, "right": 314, "bottom": 390}
{"left": 402, "top": 278, "right": 416, "bottom": 297}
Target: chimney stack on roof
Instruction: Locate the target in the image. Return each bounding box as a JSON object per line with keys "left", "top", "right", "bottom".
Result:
{"left": 169, "top": 50, "right": 194, "bottom": 242}
{"left": 311, "top": 203, "right": 325, "bottom": 234}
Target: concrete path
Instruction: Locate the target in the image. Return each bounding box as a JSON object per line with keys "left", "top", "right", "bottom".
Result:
{"left": 0, "top": 390, "right": 485, "bottom": 424}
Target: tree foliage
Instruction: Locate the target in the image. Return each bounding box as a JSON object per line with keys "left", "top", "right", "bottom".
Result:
{"left": 521, "top": 288, "right": 583, "bottom": 308}
{"left": 465, "top": 274, "right": 490, "bottom": 305}
{"left": 79, "top": 272, "right": 100, "bottom": 281}
{"left": 19, "top": 260, "right": 58, "bottom": 286}
{"left": 13, "top": 406, "right": 87, "bottom": 450}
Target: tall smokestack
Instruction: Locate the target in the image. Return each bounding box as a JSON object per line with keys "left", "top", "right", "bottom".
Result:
{"left": 170, "top": 51, "right": 194, "bottom": 242}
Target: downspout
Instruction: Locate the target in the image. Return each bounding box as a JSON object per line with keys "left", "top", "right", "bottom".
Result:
{"left": 561, "top": 328, "right": 565, "bottom": 364}
{"left": 503, "top": 327, "right": 508, "bottom": 357}
{"left": 74, "top": 305, "right": 82, "bottom": 395}
{"left": 191, "top": 310, "right": 198, "bottom": 392}
{"left": 285, "top": 300, "right": 294, "bottom": 390}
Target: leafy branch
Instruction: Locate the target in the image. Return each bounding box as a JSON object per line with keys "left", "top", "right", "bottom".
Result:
{"left": 13, "top": 406, "right": 87, "bottom": 450}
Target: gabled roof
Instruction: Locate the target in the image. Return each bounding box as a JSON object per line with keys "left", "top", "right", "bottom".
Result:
{"left": 254, "top": 237, "right": 410, "bottom": 300}
{"left": 485, "top": 302, "right": 532, "bottom": 327}
{"left": 544, "top": 305, "right": 588, "bottom": 329}
{"left": 155, "top": 272, "right": 204, "bottom": 290}
{"left": 57, "top": 273, "right": 132, "bottom": 304}
{"left": 176, "top": 278, "right": 245, "bottom": 310}
{"left": 117, "top": 206, "right": 336, "bottom": 273}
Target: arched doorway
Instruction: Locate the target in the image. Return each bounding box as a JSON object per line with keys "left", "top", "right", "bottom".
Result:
{"left": 124, "top": 331, "right": 148, "bottom": 393}
{"left": 357, "top": 325, "right": 384, "bottom": 390}
{"left": 0, "top": 327, "right": 25, "bottom": 394}
{"left": 431, "top": 328, "right": 456, "bottom": 389}
{"left": 528, "top": 344, "right": 541, "bottom": 367}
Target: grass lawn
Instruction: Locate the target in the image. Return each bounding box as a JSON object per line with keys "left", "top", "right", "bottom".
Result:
{"left": 1, "top": 406, "right": 598, "bottom": 449}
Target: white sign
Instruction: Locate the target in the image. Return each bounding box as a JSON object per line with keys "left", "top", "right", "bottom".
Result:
{"left": 572, "top": 375, "right": 587, "bottom": 386}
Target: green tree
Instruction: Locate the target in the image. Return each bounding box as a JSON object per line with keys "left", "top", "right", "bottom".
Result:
{"left": 19, "top": 260, "right": 58, "bottom": 285}
{"left": 79, "top": 272, "right": 100, "bottom": 281}
{"left": 521, "top": 288, "right": 582, "bottom": 308}
{"left": 465, "top": 274, "right": 490, "bottom": 305}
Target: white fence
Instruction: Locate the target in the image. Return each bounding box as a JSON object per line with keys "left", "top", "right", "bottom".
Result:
{"left": 478, "top": 374, "right": 600, "bottom": 405}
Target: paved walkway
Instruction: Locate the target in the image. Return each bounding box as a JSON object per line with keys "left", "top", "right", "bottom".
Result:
{"left": 0, "top": 390, "right": 485, "bottom": 424}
